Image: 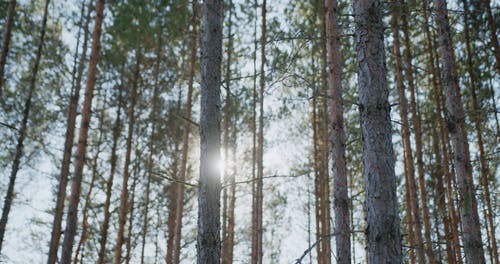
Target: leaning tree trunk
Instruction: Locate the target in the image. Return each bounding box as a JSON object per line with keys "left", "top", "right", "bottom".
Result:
{"left": 324, "top": 0, "right": 350, "bottom": 263}
{"left": 433, "top": 0, "right": 486, "bottom": 263}
{"left": 197, "top": 0, "right": 223, "bottom": 263}
{"left": 0, "top": 0, "right": 16, "bottom": 95}
{"left": 354, "top": 0, "right": 402, "bottom": 262}
{"left": 60, "top": 1, "right": 105, "bottom": 263}
{"left": 0, "top": 0, "right": 49, "bottom": 255}
{"left": 47, "top": 2, "right": 92, "bottom": 262}
{"left": 114, "top": 50, "right": 140, "bottom": 264}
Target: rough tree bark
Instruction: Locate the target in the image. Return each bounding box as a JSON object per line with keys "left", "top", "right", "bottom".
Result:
{"left": 60, "top": 1, "right": 105, "bottom": 263}
{"left": 354, "top": 0, "right": 402, "bottom": 262}
{"left": 484, "top": 0, "right": 500, "bottom": 74}
{"left": 47, "top": 2, "right": 92, "bottom": 262}
{"left": 433, "top": 0, "right": 486, "bottom": 263}
{"left": 0, "top": 0, "right": 49, "bottom": 255}
{"left": 197, "top": 0, "right": 223, "bottom": 263}
{"left": 324, "top": 0, "right": 350, "bottom": 263}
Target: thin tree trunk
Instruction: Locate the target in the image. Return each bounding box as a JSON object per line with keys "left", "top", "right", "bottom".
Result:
{"left": 221, "top": 0, "right": 235, "bottom": 262}
{"left": 0, "top": 0, "right": 49, "bottom": 255}
{"left": 60, "top": 1, "right": 105, "bottom": 262}
{"left": 462, "top": 1, "right": 498, "bottom": 263}
{"left": 47, "top": 2, "right": 92, "bottom": 262}
{"left": 114, "top": 50, "right": 141, "bottom": 264}
{"left": 125, "top": 154, "right": 140, "bottom": 264}
{"left": 324, "top": 0, "right": 350, "bottom": 263}
{"left": 252, "top": 0, "right": 266, "bottom": 262}
{"left": 251, "top": 0, "right": 258, "bottom": 260}
{"left": 73, "top": 106, "right": 105, "bottom": 264}
{"left": 422, "top": 1, "right": 461, "bottom": 262}
{"left": 484, "top": 0, "right": 500, "bottom": 74}
{"left": 197, "top": 0, "right": 223, "bottom": 262}
{"left": 391, "top": 2, "right": 426, "bottom": 263}
{"left": 0, "top": 0, "right": 16, "bottom": 95}
{"left": 399, "top": 2, "right": 435, "bottom": 262}
{"left": 319, "top": 1, "right": 331, "bottom": 262}
{"left": 434, "top": 0, "right": 486, "bottom": 263}
{"left": 96, "top": 76, "right": 123, "bottom": 264}
{"left": 354, "top": 0, "right": 402, "bottom": 262}
{"left": 166, "top": 135, "right": 181, "bottom": 264}
{"left": 140, "top": 16, "right": 164, "bottom": 264}
{"left": 172, "top": 2, "right": 198, "bottom": 263}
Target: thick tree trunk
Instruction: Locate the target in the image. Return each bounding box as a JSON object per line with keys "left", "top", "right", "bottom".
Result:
{"left": 197, "top": 0, "right": 223, "bottom": 263}
{"left": 324, "top": 0, "right": 350, "bottom": 263}
{"left": 96, "top": 77, "right": 123, "bottom": 264}
{"left": 433, "top": 0, "right": 486, "bottom": 263}
{"left": 0, "top": 0, "right": 49, "bottom": 255}
{"left": 114, "top": 51, "right": 141, "bottom": 264}
{"left": 354, "top": 0, "right": 402, "bottom": 262}
{"left": 125, "top": 156, "right": 140, "bottom": 264}
{"left": 60, "top": 1, "right": 105, "bottom": 263}
{"left": 462, "top": 1, "right": 498, "bottom": 263}
{"left": 0, "top": 0, "right": 16, "bottom": 95}
{"left": 47, "top": 2, "right": 92, "bottom": 262}
{"left": 166, "top": 138, "right": 181, "bottom": 264}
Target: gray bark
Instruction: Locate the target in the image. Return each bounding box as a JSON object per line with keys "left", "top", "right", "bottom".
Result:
{"left": 433, "top": 0, "right": 486, "bottom": 263}
{"left": 354, "top": 0, "right": 402, "bottom": 262}
{"left": 197, "top": 0, "right": 222, "bottom": 263}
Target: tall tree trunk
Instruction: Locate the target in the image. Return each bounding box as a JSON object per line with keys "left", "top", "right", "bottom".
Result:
{"left": 354, "top": 0, "right": 402, "bottom": 262}
{"left": 462, "top": 1, "right": 498, "bottom": 263}
{"left": 433, "top": 0, "right": 486, "bottom": 263}
{"left": 252, "top": 0, "right": 266, "bottom": 262}
{"left": 324, "top": 0, "right": 350, "bottom": 263}
{"left": 422, "top": 1, "right": 461, "bottom": 262}
{"left": 0, "top": 0, "right": 16, "bottom": 95}
{"left": 391, "top": 2, "right": 426, "bottom": 263}
{"left": 60, "top": 1, "right": 105, "bottom": 262}
{"left": 125, "top": 154, "right": 140, "bottom": 264}
{"left": 0, "top": 0, "right": 49, "bottom": 255}
{"left": 47, "top": 2, "right": 92, "bottom": 262}
{"left": 251, "top": 0, "right": 258, "bottom": 260}
{"left": 96, "top": 76, "right": 123, "bottom": 264}
{"left": 172, "top": 2, "right": 198, "bottom": 263}
{"left": 399, "top": 2, "right": 435, "bottom": 262}
{"left": 221, "top": 0, "right": 236, "bottom": 262}
{"left": 197, "top": 0, "right": 223, "bottom": 262}
{"left": 140, "top": 15, "right": 164, "bottom": 264}
{"left": 114, "top": 50, "right": 141, "bottom": 264}
{"left": 73, "top": 107, "right": 105, "bottom": 264}
{"left": 166, "top": 135, "right": 181, "bottom": 264}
